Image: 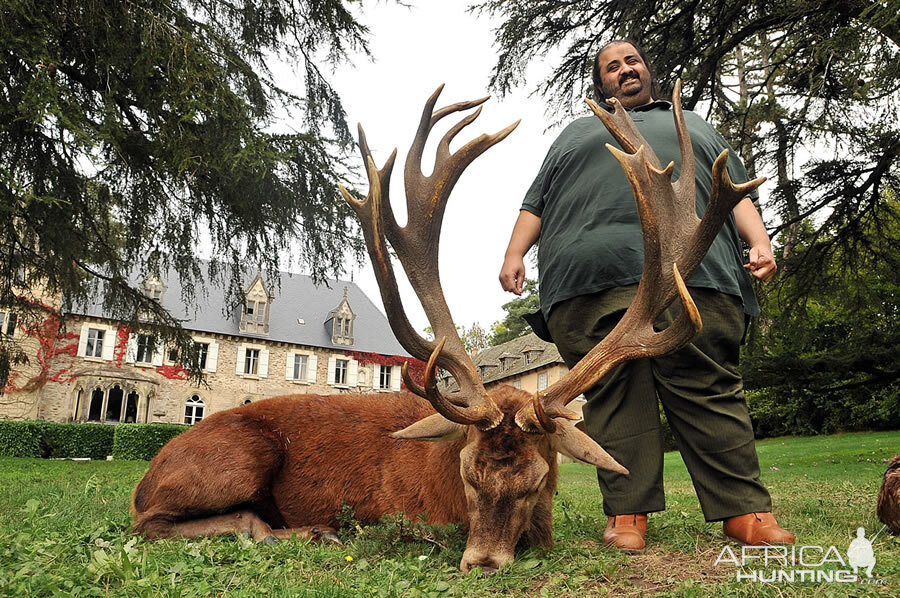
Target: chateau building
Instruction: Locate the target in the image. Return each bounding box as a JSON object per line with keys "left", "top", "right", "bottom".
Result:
{"left": 0, "top": 267, "right": 414, "bottom": 425}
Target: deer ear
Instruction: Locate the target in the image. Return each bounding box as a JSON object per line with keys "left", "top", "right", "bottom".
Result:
{"left": 550, "top": 419, "right": 629, "bottom": 475}
{"left": 391, "top": 413, "right": 467, "bottom": 442}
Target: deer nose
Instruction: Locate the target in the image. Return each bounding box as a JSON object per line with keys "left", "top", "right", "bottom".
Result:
{"left": 460, "top": 559, "right": 499, "bottom": 577}
{"left": 460, "top": 549, "right": 514, "bottom": 576}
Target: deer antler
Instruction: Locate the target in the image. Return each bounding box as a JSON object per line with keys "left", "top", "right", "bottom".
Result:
{"left": 517, "top": 80, "right": 765, "bottom": 433}
{"left": 341, "top": 85, "right": 519, "bottom": 430}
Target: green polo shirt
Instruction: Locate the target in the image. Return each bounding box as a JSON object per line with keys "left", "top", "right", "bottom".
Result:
{"left": 522, "top": 101, "right": 760, "bottom": 319}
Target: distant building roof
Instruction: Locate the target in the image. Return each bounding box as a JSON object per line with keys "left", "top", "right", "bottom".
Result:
{"left": 471, "top": 332, "right": 563, "bottom": 384}
{"left": 69, "top": 265, "right": 409, "bottom": 357}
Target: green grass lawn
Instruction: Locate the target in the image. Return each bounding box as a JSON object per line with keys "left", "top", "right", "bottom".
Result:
{"left": 1, "top": 430, "right": 897, "bottom": 596}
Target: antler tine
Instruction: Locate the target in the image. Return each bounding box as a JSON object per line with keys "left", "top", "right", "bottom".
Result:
{"left": 670, "top": 80, "right": 695, "bottom": 205}
{"left": 375, "top": 85, "right": 515, "bottom": 429}
{"left": 340, "top": 136, "right": 433, "bottom": 362}
{"left": 531, "top": 79, "right": 758, "bottom": 425}
{"left": 586, "top": 97, "right": 661, "bottom": 167}
{"left": 403, "top": 86, "right": 519, "bottom": 247}
{"left": 680, "top": 150, "right": 766, "bottom": 279}
{"left": 346, "top": 88, "right": 518, "bottom": 431}
{"left": 356, "top": 124, "right": 402, "bottom": 242}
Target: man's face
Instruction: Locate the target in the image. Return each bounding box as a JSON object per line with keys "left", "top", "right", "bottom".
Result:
{"left": 596, "top": 43, "right": 653, "bottom": 108}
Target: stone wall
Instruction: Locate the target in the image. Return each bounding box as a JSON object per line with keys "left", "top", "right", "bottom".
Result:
{"left": 1, "top": 315, "right": 406, "bottom": 425}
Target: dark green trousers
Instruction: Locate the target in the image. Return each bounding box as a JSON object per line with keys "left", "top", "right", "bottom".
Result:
{"left": 547, "top": 285, "right": 772, "bottom": 521}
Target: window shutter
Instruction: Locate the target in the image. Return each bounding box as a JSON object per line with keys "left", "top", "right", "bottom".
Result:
{"left": 77, "top": 324, "right": 89, "bottom": 357}
{"left": 236, "top": 346, "right": 246, "bottom": 375}
{"left": 151, "top": 342, "right": 164, "bottom": 366}
{"left": 327, "top": 357, "right": 336, "bottom": 385}
{"left": 348, "top": 359, "right": 358, "bottom": 387}
{"left": 374, "top": 364, "right": 382, "bottom": 388}
{"left": 206, "top": 342, "right": 218, "bottom": 373}
{"left": 391, "top": 365, "right": 402, "bottom": 391}
{"left": 125, "top": 334, "right": 137, "bottom": 363}
{"left": 307, "top": 355, "right": 318, "bottom": 383}
{"left": 258, "top": 349, "right": 269, "bottom": 378}
{"left": 285, "top": 352, "right": 295, "bottom": 379}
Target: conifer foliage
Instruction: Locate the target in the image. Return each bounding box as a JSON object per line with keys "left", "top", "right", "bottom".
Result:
{"left": 0, "top": 1, "right": 375, "bottom": 386}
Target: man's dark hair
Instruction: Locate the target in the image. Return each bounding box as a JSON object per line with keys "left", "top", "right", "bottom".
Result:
{"left": 591, "top": 39, "right": 659, "bottom": 104}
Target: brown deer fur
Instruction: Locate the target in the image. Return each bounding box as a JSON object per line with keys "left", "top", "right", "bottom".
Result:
{"left": 131, "top": 387, "right": 557, "bottom": 571}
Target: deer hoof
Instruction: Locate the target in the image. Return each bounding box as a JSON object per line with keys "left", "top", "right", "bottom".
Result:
{"left": 261, "top": 535, "right": 278, "bottom": 545}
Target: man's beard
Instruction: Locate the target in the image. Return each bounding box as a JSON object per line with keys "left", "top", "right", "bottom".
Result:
{"left": 603, "top": 74, "right": 643, "bottom": 100}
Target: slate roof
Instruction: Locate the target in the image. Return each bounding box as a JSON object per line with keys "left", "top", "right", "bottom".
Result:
{"left": 470, "top": 332, "right": 563, "bottom": 384}
{"left": 69, "top": 265, "right": 409, "bottom": 357}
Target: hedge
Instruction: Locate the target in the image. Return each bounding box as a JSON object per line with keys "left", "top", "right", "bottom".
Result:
{"left": 0, "top": 420, "right": 45, "bottom": 457}
{"left": 0, "top": 420, "right": 114, "bottom": 458}
{"left": 42, "top": 422, "right": 115, "bottom": 459}
{"left": 746, "top": 383, "right": 900, "bottom": 439}
{"left": 112, "top": 423, "right": 189, "bottom": 461}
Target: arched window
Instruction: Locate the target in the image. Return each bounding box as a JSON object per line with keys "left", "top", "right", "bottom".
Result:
{"left": 184, "top": 395, "right": 205, "bottom": 425}
{"left": 106, "top": 385, "right": 124, "bottom": 422}
{"left": 72, "top": 388, "right": 83, "bottom": 421}
{"left": 88, "top": 388, "right": 104, "bottom": 421}
{"left": 125, "top": 391, "right": 139, "bottom": 423}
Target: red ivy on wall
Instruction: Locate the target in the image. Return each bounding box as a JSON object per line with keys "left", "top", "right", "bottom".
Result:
{"left": 2, "top": 299, "right": 78, "bottom": 394}
{"left": 113, "top": 325, "right": 131, "bottom": 367}
{"left": 155, "top": 364, "right": 188, "bottom": 380}
{"left": 347, "top": 350, "right": 427, "bottom": 389}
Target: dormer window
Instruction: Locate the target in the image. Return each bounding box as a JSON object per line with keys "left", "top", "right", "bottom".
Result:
{"left": 499, "top": 353, "right": 518, "bottom": 371}
{"left": 246, "top": 300, "right": 267, "bottom": 323}
{"left": 138, "top": 274, "right": 168, "bottom": 320}
{"left": 240, "top": 271, "right": 271, "bottom": 334}
{"left": 523, "top": 346, "right": 545, "bottom": 365}
{"left": 327, "top": 287, "right": 355, "bottom": 346}
{"left": 141, "top": 275, "right": 167, "bottom": 304}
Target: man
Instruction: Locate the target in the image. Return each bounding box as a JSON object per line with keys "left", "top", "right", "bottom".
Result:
{"left": 499, "top": 40, "right": 794, "bottom": 553}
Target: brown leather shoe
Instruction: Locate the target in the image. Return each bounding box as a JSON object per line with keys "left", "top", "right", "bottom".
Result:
{"left": 724, "top": 512, "right": 795, "bottom": 545}
{"left": 603, "top": 514, "right": 647, "bottom": 553}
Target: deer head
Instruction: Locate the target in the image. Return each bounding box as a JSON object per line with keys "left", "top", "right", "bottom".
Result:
{"left": 339, "top": 82, "right": 763, "bottom": 573}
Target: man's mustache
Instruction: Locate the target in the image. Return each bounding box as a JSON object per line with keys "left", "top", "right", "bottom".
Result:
{"left": 619, "top": 71, "right": 640, "bottom": 85}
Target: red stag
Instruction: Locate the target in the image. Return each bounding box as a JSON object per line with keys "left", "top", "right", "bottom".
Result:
{"left": 130, "top": 83, "right": 762, "bottom": 573}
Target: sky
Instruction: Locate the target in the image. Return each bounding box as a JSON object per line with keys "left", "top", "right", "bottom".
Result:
{"left": 322, "top": 1, "right": 563, "bottom": 337}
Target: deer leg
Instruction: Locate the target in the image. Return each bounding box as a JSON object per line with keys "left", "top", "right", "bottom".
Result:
{"left": 136, "top": 511, "right": 342, "bottom": 545}
{"left": 136, "top": 510, "right": 276, "bottom": 542}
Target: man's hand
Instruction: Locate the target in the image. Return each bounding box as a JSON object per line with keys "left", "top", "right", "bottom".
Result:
{"left": 744, "top": 246, "right": 777, "bottom": 282}
{"left": 499, "top": 255, "right": 526, "bottom": 295}
{"left": 499, "top": 210, "right": 541, "bottom": 295}
{"left": 733, "top": 198, "right": 777, "bottom": 282}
